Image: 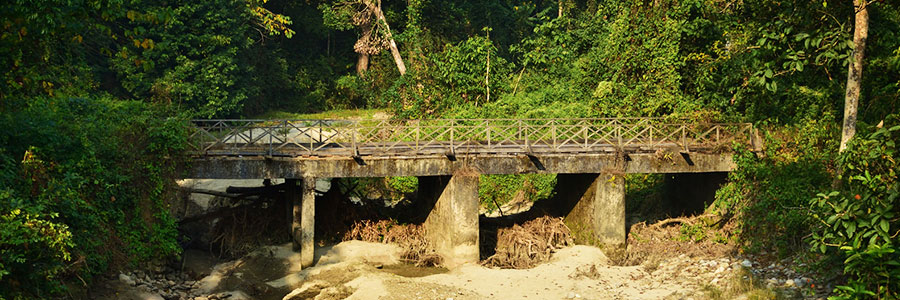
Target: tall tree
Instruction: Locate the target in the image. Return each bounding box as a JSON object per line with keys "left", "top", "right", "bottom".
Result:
{"left": 840, "top": 0, "right": 869, "bottom": 152}
{"left": 322, "top": 0, "right": 407, "bottom": 76}
{"left": 369, "top": 0, "right": 407, "bottom": 75}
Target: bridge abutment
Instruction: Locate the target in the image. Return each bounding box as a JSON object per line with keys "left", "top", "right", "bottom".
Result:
{"left": 421, "top": 172, "right": 480, "bottom": 268}
{"left": 288, "top": 177, "right": 316, "bottom": 268}
{"left": 554, "top": 173, "right": 626, "bottom": 248}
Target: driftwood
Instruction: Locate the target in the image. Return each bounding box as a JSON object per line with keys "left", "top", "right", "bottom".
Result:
{"left": 648, "top": 214, "right": 719, "bottom": 229}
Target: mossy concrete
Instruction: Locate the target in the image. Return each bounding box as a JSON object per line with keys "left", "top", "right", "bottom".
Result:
{"left": 553, "top": 173, "right": 626, "bottom": 248}
{"left": 421, "top": 173, "right": 480, "bottom": 268}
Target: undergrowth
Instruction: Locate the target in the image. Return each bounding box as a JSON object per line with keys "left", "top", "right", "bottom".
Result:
{"left": 0, "top": 96, "right": 189, "bottom": 298}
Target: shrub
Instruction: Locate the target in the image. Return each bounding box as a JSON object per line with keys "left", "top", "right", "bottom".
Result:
{"left": 0, "top": 96, "right": 188, "bottom": 298}
{"left": 0, "top": 207, "right": 73, "bottom": 298}
{"left": 809, "top": 116, "right": 900, "bottom": 298}
{"left": 711, "top": 118, "right": 838, "bottom": 255}
{"left": 479, "top": 174, "right": 555, "bottom": 213}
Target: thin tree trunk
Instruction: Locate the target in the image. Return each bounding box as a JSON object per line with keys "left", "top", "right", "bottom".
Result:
{"left": 372, "top": 1, "right": 407, "bottom": 75}
{"left": 485, "top": 36, "right": 490, "bottom": 106}
{"left": 357, "top": 53, "right": 369, "bottom": 76}
{"left": 840, "top": 0, "right": 869, "bottom": 152}
{"left": 559, "top": 0, "right": 563, "bottom": 18}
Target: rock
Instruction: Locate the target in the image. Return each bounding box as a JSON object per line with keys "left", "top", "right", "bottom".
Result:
{"left": 567, "top": 292, "right": 576, "bottom": 299}
{"left": 119, "top": 273, "right": 137, "bottom": 286}
{"left": 714, "top": 266, "right": 726, "bottom": 274}
{"left": 224, "top": 291, "right": 252, "bottom": 300}
{"left": 785, "top": 279, "right": 796, "bottom": 287}
{"left": 741, "top": 260, "right": 752, "bottom": 268}
{"left": 283, "top": 280, "right": 330, "bottom": 300}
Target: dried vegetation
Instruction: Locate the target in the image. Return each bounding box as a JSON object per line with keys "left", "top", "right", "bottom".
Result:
{"left": 481, "top": 216, "right": 574, "bottom": 269}
{"left": 342, "top": 219, "right": 442, "bottom": 266}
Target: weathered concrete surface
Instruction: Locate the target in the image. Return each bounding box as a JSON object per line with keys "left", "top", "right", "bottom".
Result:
{"left": 188, "top": 152, "right": 734, "bottom": 179}
{"left": 422, "top": 172, "right": 480, "bottom": 268}
{"left": 555, "top": 173, "right": 626, "bottom": 247}
{"left": 288, "top": 178, "right": 316, "bottom": 268}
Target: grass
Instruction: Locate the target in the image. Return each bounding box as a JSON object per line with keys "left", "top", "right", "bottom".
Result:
{"left": 252, "top": 108, "right": 388, "bottom": 120}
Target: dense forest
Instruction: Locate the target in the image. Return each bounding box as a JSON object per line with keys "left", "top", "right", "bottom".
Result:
{"left": 1, "top": 0, "right": 899, "bottom": 298}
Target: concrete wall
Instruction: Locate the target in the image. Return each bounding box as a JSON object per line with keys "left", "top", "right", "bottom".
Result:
{"left": 421, "top": 172, "right": 480, "bottom": 268}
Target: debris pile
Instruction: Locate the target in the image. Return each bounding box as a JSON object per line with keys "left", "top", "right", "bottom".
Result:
{"left": 482, "top": 216, "right": 574, "bottom": 269}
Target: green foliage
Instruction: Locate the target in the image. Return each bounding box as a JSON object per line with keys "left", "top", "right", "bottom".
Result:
{"left": 809, "top": 117, "right": 900, "bottom": 299}
{"left": 479, "top": 174, "right": 555, "bottom": 213}
{"left": 678, "top": 223, "right": 707, "bottom": 243}
{"left": 387, "top": 176, "right": 418, "bottom": 194}
{"left": 2, "top": 0, "right": 900, "bottom": 296}
{"left": 383, "top": 32, "right": 511, "bottom": 118}
{"left": 0, "top": 97, "right": 188, "bottom": 298}
{"left": 430, "top": 32, "right": 510, "bottom": 106}
{"left": 0, "top": 208, "right": 74, "bottom": 297}
{"left": 332, "top": 75, "right": 375, "bottom": 110}
{"left": 625, "top": 174, "right": 666, "bottom": 218}
{"left": 110, "top": 1, "right": 256, "bottom": 118}
{"left": 711, "top": 118, "right": 838, "bottom": 255}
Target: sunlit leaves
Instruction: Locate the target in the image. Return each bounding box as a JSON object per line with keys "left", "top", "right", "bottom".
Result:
{"left": 249, "top": 5, "right": 295, "bottom": 38}
{"left": 809, "top": 117, "right": 900, "bottom": 298}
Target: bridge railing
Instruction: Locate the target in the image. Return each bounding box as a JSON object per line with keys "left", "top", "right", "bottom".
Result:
{"left": 188, "top": 118, "right": 759, "bottom": 157}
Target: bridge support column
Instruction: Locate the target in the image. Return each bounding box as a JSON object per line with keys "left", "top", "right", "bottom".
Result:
{"left": 556, "top": 173, "right": 625, "bottom": 248}
{"left": 288, "top": 177, "right": 316, "bottom": 267}
{"left": 421, "top": 172, "right": 480, "bottom": 268}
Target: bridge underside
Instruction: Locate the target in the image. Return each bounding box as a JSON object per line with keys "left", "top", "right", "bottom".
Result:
{"left": 189, "top": 152, "right": 733, "bottom": 179}
{"left": 187, "top": 152, "right": 733, "bottom": 269}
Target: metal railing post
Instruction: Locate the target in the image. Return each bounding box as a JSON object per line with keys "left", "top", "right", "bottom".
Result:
{"left": 352, "top": 122, "right": 359, "bottom": 157}
{"left": 450, "top": 124, "right": 455, "bottom": 154}
{"left": 616, "top": 124, "right": 622, "bottom": 149}
{"left": 486, "top": 123, "right": 491, "bottom": 149}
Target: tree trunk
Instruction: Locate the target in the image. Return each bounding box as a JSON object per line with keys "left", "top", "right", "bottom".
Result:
{"left": 840, "top": 0, "right": 869, "bottom": 152}
{"left": 372, "top": 1, "right": 407, "bottom": 75}
{"left": 559, "top": 0, "right": 564, "bottom": 18}
{"left": 356, "top": 52, "right": 369, "bottom": 76}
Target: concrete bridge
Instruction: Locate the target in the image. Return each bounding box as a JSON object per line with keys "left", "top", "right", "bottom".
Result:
{"left": 185, "top": 118, "right": 760, "bottom": 268}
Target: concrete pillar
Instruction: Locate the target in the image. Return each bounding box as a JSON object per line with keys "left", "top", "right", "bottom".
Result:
{"left": 555, "top": 173, "right": 625, "bottom": 247}
{"left": 288, "top": 177, "right": 316, "bottom": 267}
{"left": 421, "top": 172, "right": 480, "bottom": 268}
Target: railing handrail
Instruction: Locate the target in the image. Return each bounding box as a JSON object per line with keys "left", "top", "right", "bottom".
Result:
{"left": 187, "top": 118, "right": 758, "bottom": 157}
